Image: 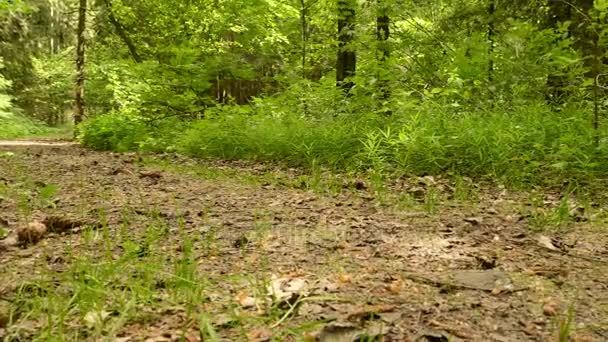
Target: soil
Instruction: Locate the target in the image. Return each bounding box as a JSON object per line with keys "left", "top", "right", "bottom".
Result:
{"left": 0, "top": 141, "right": 607, "bottom": 341}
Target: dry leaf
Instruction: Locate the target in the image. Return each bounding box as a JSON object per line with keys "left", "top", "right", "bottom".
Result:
{"left": 84, "top": 310, "right": 111, "bottom": 328}
{"left": 236, "top": 293, "right": 258, "bottom": 309}
{"left": 387, "top": 279, "right": 404, "bottom": 294}
{"left": 267, "top": 275, "right": 309, "bottom": 303}
{"left": 338, "top": 274, "right": 352, "bottom": 284}
{"left": 537, "top": 236, "right": 558, "bottom": 251}
{"left": 246, "top": 328, "right": 272, "bottom": 342}
{"left": 543, "top": 302, "right": 558, "bottom": 316}
{"left": 346, "top": 304, "right": 396, "bottom": 321}
{"left": 302, "top": 331, "right": 319, "bottom": 341}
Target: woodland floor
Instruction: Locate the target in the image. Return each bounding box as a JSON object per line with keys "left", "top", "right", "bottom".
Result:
{"left": 0, "top": 140, "right": 607, "bottom": 341}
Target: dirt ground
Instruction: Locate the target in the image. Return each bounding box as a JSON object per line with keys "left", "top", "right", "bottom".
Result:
{"left": 0, "top": 141, "right": 607, "bottom": 341}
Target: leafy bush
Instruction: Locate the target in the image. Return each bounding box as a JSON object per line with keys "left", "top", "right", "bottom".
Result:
{"left": 78, "top": 113, "right": 149, "bottom": 151}
{"left": 78, "top": 112, "right": 188, "bottom": 152}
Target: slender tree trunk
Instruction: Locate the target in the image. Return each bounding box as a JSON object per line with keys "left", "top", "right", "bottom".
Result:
{"left": 106, "top": 0, "right": 142, "bottom": 63}
{"left": 376, "top": 0, "right": 390, "bottom": 113}
{"left": 300, "top": 0, "right": 308, "bottom": 79}
{"left": 589, "top": 4, "right": 602, "bottom": 147}
{"left": 336, "top": 0, "right": 356, "bottom": 93}
{"left": 50, "top": 5, "right": 55, "bottom": 54}
{"left": 300, "top": 0, "right": 309, "bottom": 115}
{"left": 74, "top": 0, "right": 87, "bottom": 125}
{"left": 487, "top": 0, "right": 495, "bottom": 84}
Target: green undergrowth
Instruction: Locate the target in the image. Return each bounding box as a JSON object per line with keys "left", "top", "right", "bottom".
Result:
{"left": 0, "top": 112, "right": 47, "bottom": 138}
{"left": 0, "top": 111, "right": 71, "bottom": 139}
{"left": 78, "top": 103, "right": 608, "bottom": 189}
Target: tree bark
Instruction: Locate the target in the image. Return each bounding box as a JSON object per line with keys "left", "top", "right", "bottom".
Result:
{"left": 300, "top": 0, "right": 308, "bottom": 79}
{"left": 487, "top": 0, "right": 495, "bottom": 84}
{"left": 336, "top": 0, "right": 356, "bottom": 93}
{"left": 376, "top": 0, "right": 390, "bottom": 113}
{"left": 74, "top": 0, "right": 87, "bottom": 125}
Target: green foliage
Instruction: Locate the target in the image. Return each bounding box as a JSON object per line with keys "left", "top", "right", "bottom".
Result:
{"left": 0, "top": 112, "right": 49, "bottom": 138}
{"left": 7, "top": 0, "right": 608, "bottom": 188}
{"left": 0, "top": 60, "right": 49, "bottom": 138}
{"left": 78, "top": 112, "right": 188, "bottom": 152}
{"left": 0, "top": 59, "right": 11, "bottom": 117}
{"left": 21, "top": 51, "right": 74, "bottom": 125}
{"left": 79, "top": 96, "right": 608, "bottom": 187}
{"left": 178, "top": 112, "right": 366, "bottom": 168}
{"left": 78, "top": 112, "right": 149, "bottom": 151}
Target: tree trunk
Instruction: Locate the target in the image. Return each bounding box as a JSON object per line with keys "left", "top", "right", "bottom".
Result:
{"left": 300, "top": 0, "right": 308, "bottom": 79}
{"left": 106, "top": 0, "right": 142, "bottom": 63}
{"left": 74, "top": 0, "right": 87, "bottom": 126}
{"left": 336, "top": 0, "right": 356, "bottom": 93}
{"left": 376, "top": 0, "right": 390, "bottom": 113}
{"left": 487, "top": 0, "right": 495, "bottom": 84}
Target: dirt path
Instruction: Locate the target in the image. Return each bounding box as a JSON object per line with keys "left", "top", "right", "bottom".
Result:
{"left": 0, "top": 139, "right": 76, "bottom": 147}
{"left": 0, "top": 142, "right": 607, "bottom": 341}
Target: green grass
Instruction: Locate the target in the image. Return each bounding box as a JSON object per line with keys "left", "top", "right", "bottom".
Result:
{"left": 79, "top": 102, "right": 608, "bottom": 190}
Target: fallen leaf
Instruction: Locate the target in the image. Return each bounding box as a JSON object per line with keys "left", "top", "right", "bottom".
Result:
{"left": 346, "top": 304, "right": 396, "bottom": 321}
{"left": 338, "top": 274, "right": 352, "bottom": 284}
{"left": 246, "top": 328, "right": 272, "bottom": 342}
{"left": 83, "top": 310, "right": 111, "bottom": 328}
{"left": 213, "top": 313, "right": 237, "bottom": 328}
{"left": 236, "top": 293, "right": 258, "bottom": 309}
{"left": 139, "top": 171, "right": 163, "bottom": 179}
{"left": 317, "top": 322, "right": 361, "bottom": 342}
{"left": 379, "top": 311, "right": 402, "bottom": 324}
{"left": 302, "top": 331, "right": 319, "bottom": 341}
{"left": 486, "top": 208, "right": 498, "bottom": 215}
{"left": 537, "top": 236, "right": 558, "bottom": 251}
{"left": 543, "top": 302, "right": 559, "bottom": 316}
{"left": 387, "top": 279, "right": 404, "bottom": 294}
{"left": 267, "top": 275, "right": 309, "bottom": 303}
{"left": 184, "top": 333, "right": 200, "bottom": 342}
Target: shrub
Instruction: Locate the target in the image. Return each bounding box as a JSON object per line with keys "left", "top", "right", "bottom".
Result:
{"left": 78, "top": 113, "right": 148, "bottom": 151}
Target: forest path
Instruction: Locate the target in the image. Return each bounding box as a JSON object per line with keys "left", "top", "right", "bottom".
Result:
{"left": 0, "top": 138, "right": 76, "bottom": 147}
{"left": 0, "top": 142, "right": 607, "bottom": 341}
